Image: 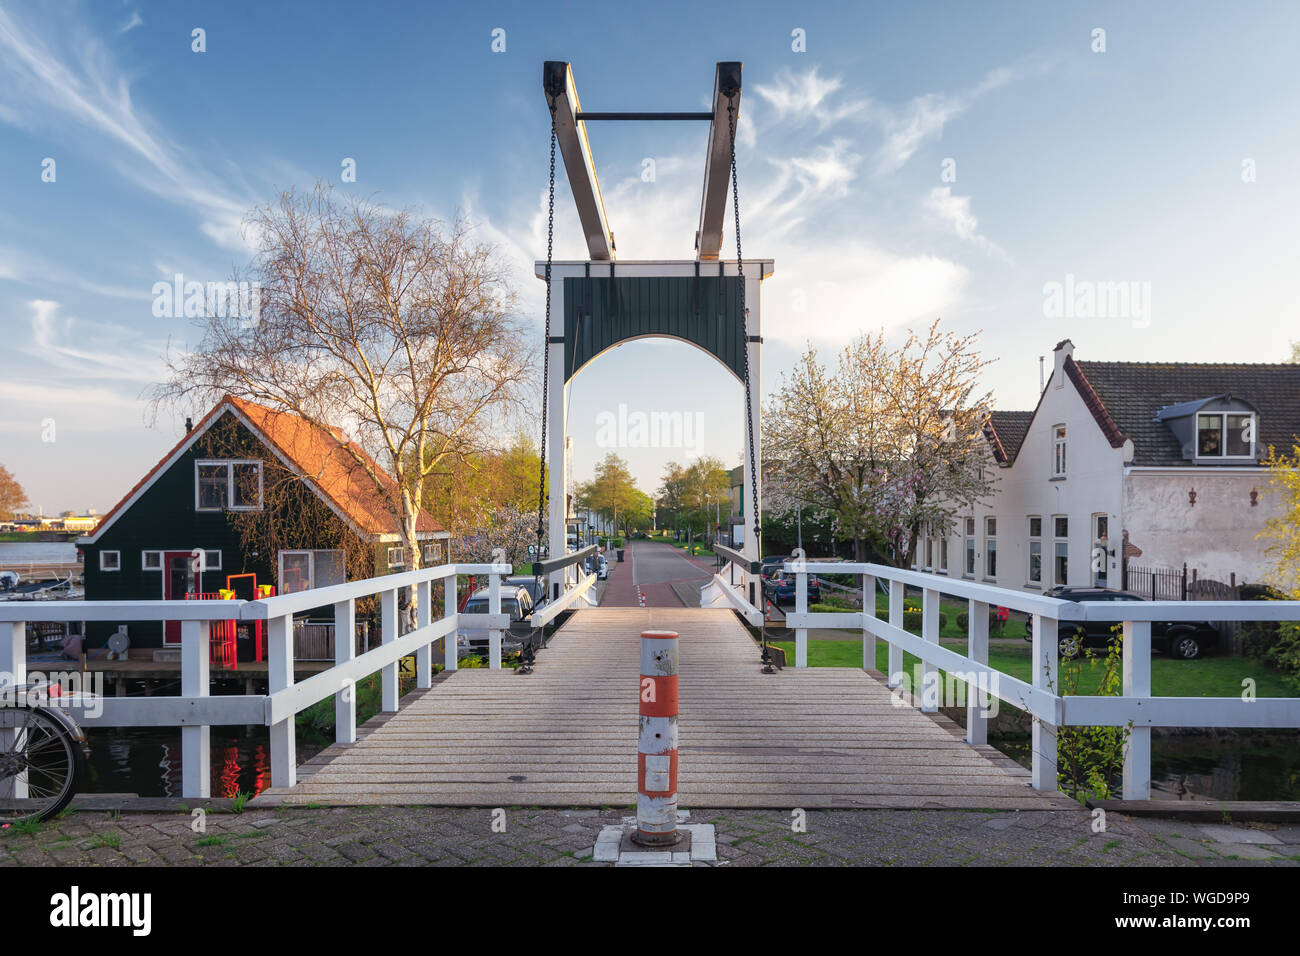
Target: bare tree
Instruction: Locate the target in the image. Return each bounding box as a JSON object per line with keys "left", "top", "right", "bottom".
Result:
{"left": 764, "top": 319, "right": 995, "bottom": 564}
{"left": 154, "top": 183, "right": 533, "bottom": 573}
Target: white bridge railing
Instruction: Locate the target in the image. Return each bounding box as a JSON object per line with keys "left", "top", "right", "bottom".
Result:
{"left": 1, "top": 561, "right": 593, "bottom": 799}
{"left": 783, "top": 561, "right": 1300, "bottom": 800}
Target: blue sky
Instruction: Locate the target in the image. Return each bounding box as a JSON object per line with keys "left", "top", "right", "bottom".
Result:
{"left": 2, "top": 0, "right": 1298, "bottom": 513}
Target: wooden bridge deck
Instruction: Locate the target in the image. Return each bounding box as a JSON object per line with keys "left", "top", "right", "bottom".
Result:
{"left": 259, "top": 608, "right": 1069, "bottom": 809}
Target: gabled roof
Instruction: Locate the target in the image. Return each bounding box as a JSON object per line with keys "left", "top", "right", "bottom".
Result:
{"left": 1073, "top": 361, "right": 1300, "bottom": 466}
{"left": 983, "top": 411, "right": 1034, "bottom": 464}
{"left": 82, "top": 397, "right": 444, "bottom": 544}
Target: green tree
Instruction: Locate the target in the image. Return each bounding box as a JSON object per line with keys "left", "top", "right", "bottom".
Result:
{"left": 575, "top": 453, "right": 641, "bottom": 535}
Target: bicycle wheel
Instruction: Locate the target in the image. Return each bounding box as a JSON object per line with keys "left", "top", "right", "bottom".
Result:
{"left": 0, "top": 707, "right": 86, "bottom": 825}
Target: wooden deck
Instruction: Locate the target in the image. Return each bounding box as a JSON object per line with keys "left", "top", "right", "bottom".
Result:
{"left": 259, "top": 607, "right": 1070, "bottom": 809}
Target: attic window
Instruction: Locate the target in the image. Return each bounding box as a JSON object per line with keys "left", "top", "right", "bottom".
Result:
{"left": 1196, "top": 412, "right": 1255, "bottom": 459}
{"left": 195, "top": 460, "right": 263, "bottom": 511}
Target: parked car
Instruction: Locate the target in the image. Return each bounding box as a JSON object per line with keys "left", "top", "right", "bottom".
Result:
{"left": 505, "top": 575, "right": 549, "bottom": 610}
{"left": 1032, "top": 586, "right": 1221, "bottom": 660}
{"left": 457, "top": 585, "right": 535, "bottom": 657}
{"left": 584, "top": 552, "right": 608, "bottom": 580}
{"left": 762, "top": 568, "right": 820, "bottom": 608}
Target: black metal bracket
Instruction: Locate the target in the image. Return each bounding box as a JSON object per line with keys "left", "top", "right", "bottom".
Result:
{"left": 531, "top": 543, "right": 599, "bottom": 578}
{"left": 576, "top": 112, "right": 713, "bottom": 121}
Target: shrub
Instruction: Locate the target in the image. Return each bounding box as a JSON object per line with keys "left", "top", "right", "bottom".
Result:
{"left": 613, "top": 538, "right": 625, "bottom": 548}
{"left": 956, "top": 608, "right": 1005, "bottom": 634}
{"left": 809, "top": 602, "right": 858, "bottom": 615}
{"left": 902, "top": 607, "right": 947, "bottom": 631}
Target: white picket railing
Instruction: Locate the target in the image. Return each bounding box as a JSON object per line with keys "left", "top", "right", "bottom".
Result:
{"left": 783, "top": 560, "right": 1300, "bottom": 800}
{"left": 0, "top": 560, "right": 588, "bottom": 799}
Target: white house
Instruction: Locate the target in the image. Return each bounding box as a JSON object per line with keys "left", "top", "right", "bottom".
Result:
{"left": 915, "top": 339, "right": 1298, "bottom": 593}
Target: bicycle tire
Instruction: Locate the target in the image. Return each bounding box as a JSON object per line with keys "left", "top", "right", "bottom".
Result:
{"left": 0, "top": 706, "right": 86, "bottom": 825}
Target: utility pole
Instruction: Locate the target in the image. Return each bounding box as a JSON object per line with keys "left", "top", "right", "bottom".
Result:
{"left": 797, "top": 501, "right": 803, "bottom": 552}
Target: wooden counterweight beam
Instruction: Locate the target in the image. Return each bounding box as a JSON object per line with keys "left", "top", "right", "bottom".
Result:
{"left": 695, "top": 61, "right": 742, "bottom": 261}
{"left": 543, "top": 61, "right": 616, "bottom": 262}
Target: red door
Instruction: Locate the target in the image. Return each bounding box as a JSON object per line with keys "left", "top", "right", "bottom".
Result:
{"left": 163, "top": 550, "right": 197, "bottom": 645}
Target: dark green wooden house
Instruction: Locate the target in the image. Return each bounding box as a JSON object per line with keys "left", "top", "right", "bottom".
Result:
{"left": 78, "top": 396, "right": 449, "bottom": 652}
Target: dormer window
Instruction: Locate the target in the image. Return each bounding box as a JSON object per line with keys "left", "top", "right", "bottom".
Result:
{"left": 1155, "top": 395, "right": 1259, "bottom": 465}
{"left": 1196, "top": 412, "right": 1255, "bottom": 459}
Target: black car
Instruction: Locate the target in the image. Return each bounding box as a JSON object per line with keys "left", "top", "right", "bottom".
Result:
{"left": 762, "top": 568, "right": 821, "bottom": 608}
{"left": 1035, "top": 587, "right": 1220, "bottom": 660}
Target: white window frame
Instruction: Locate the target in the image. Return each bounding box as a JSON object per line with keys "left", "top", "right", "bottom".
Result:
{"left": 100, "top": 550, "right": 121, "bottom": 572}
{"left": 278, "top": 549, "right": 346, "bottom": 593}
{"left": 984, "top": 517, "right": 997, "bottom": 580}
{"left": 142, "top": 550, "right": 162, "bottom": 571}
{"left": 388, "top": 546, "right": 405, "bottom": 569}
{"left": 963, "top": 517, "right": 976, "bottom": 578}
{"left": 194, "top": 459, "right": 264, "bottom": 512}
{"left": 204, "top": 550, "right": 222, "bottom": 571}
{"left": 939, "top": 536, "right": 948, "bottom": 573}
{"left": 1053, "top": 515, "right": 1069, "bottom": 586}
{"left": 1027, "top": 517, "right": 1042, "bottom": 585}
{"left": 1052, "top": 425, "right": 1067, "bottom": 477}
{"left": 1195, "top": 411, "right": 1256, "bottom": 461}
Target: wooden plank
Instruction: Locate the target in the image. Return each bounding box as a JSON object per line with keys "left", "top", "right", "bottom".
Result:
{"left": 260, "top": 606, "right": 1062, "bottom": 811}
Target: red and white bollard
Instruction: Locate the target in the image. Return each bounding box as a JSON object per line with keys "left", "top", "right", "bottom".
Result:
{"left": 635, "top": 629, "right": 679, "bottom": 846}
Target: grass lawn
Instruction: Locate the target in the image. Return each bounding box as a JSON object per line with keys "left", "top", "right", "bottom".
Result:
{"left": 767, "top": 638, "right": 1293, "bottom": 698}
{"left": 663, "top": 538, "right": 716, "bottom": 557}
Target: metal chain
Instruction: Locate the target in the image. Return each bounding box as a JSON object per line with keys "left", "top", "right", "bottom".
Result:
{"left": 727, "top": 96, "right": 771, "bottom": 671}
{"left": 525, "top": 99, "right": 558, "bottom": 674}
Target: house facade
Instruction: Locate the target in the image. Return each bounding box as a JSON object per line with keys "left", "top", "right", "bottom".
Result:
{"left": 915, "top": 340, "right": 1298, "bottom": 593}
{"left": 78, "top": 396, "right": 449, "bottom": 649}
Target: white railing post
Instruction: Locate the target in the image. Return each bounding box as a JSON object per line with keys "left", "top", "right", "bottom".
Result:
{"left": 967, "top": 599, "right": 989, "bottom": 746}
{"left": 268, "top": 613, "right": 296, "bottom": 789}
{"left": 920, "top": 588, "right": 940, "bottom": 712}
{"left": 861, "top": 574, "right": 877, "bottom": 672}
{"left": 416, "top": 578, "right": 433, "bottom": 689}
{"left": 334, "top": 598, "right": 356, "bottom": 744}
{"left": 887, "top": 579, "right": 904, "bottom": 687}
{"left": 488, "top": 572, "right": 502, "bottom": 670}
{"left": 180, "top": 619, "right": 211, "bottom": 798}
{"left": 444, "top": 574, "right": 458, "bottom": 671}
{"left": 1030, "top": 612, "right": 1059, "bottom": 791}
{"left": 1122, "top": 619, "right": 1152, "bottom": 799}
{"left": 794, "top": 567, "right": 808, "bottom": 668}
{"left": 381, "top": 588, "right": 399, "bottom": 711}
{"left": 1, "top": 621, "right": 28, "bottom": 799}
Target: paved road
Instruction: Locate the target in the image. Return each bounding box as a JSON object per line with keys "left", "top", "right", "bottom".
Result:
{"left": 3, "top": 804, "right": 1296, "bottom": 867}
{"left": 599, "top": 540, "right": 714, "bottom": 608}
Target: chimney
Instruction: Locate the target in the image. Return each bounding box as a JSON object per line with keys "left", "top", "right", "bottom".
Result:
{"left": 185, "top": 417, "right": 193, "bottom": 434}
{"left": 1052, "top": 339, "right": 1074, "bottom": 388}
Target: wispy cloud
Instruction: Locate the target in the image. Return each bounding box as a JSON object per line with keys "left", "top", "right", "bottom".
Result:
{"left": 870, "top": 65, "right": 1019, "bottom": 175}
{"left": 25, "top": 299, "right": 168, "bottom": 385}
{"left": 753, "top": 68, "right": 868, "bottom": 130}
{"left": 0, "top": 5, "right": 253, "bottom": 250}
{"left": 116, "top": 10, "right": 142, "bottom": 35}
{"left": 923, "top": 186, "right": 1010, "bottom": 262}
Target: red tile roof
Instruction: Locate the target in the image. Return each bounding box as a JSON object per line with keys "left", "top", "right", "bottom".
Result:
{"left": 86, "top": 396, "right": 442, "bottom": 542}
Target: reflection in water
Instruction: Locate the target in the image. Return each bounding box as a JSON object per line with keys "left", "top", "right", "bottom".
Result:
{"left": 992, "top": 731, "right": 1300, "bottom": 801}
{"left": 84, "top": 728, "right": 300, "bottom": 798}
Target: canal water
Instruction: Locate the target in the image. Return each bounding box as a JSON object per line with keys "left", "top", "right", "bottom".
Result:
{"left": 79, "top": 726, "right": 1300, "bottom": 800}
{"left": 0, "top": 541, "right": 79, "bottom": 564}
{"left": 83, "top": 727, "right": 326, "bottom": 799}
{"left": 993, "top": 730, "right": 1300, "bottom": 801}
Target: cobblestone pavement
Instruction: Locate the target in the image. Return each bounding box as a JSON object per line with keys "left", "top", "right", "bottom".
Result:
{"left": 3, "top": 805, "right": 1298, "bottom": 866}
